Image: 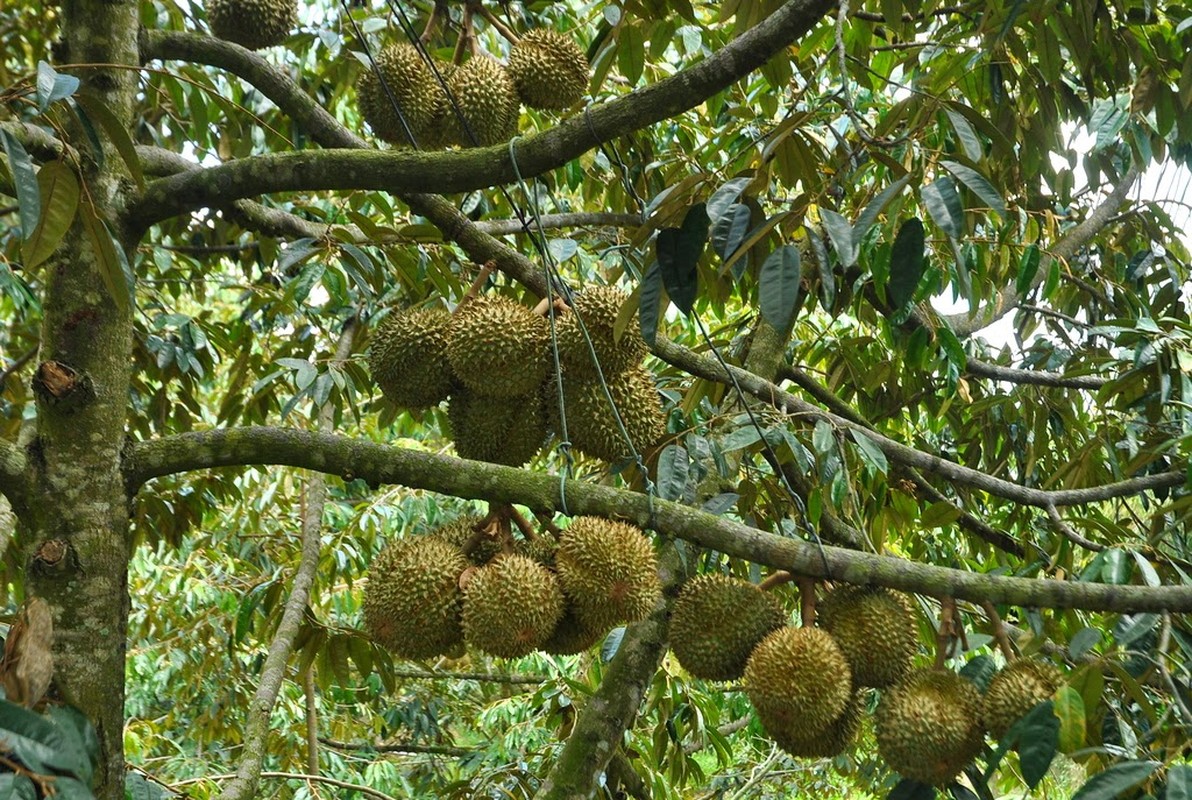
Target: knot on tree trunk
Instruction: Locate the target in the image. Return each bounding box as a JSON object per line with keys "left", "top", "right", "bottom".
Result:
{"left": 33, "top": 361, "right": 95, "bottom": 412}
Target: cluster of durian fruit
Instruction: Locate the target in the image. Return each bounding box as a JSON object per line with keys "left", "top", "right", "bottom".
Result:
{"left": 358, "top": 28, "right": 587, "bottom": 148}
{"left": 669, "top": 576, "right": 1064, "bottom": 786}
{"left": 205, "top": 0, "right": 298, "bottom": 50}
{"left": 367, "top": 287, "right": 666, "bottom": 467}
{"left": 363, "top": 513, "right": 661, "bottom": 659}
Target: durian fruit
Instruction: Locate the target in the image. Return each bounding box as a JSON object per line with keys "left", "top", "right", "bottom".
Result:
{"left": 770, "top": 690, "right": 866, "bottom": 759}
{"left": 517, "top": 535, "right": 559, "bottom": 569}
{"left": 555, "top": 286, "right": 647, "bottom": 380}
{"left": 461, "top": 554, "right": 564, "bottom": 658}
{"left": 669, "top": 574, "right": 786, "bottom": 681}
{"left": 744, "top": 626, "right": 853, "bottom": 740}
{"left": 356, "top": 43, "right": 448, "bottom": 147}
{"left": 507, "top": 28, "right": 588, "bottom": 110}
{"left": 207, "top": 0, "right": 296, "bottom": 50}
{"left": 555, "top": 517, "right": 661, "bottom": 630}
{"left": 363, "top": 537, "right": 467, "bottom": 659}
{"left": 440, "top": 56, "right": 519, "bottom": 147}
{"left": 983, "top": 658, "right": 1063, "bottom": 740}
{"left": 368, "top": 307, "right": 454, "bottom": 409}
{"left": 540, "top": 602, "right": 606, "bottom": 655}
{"left": 430, "top": 515, "right": 502, "bottom": 566}
{"left": 817, "top": 585, "right": 918, "bottom": 688}
{"left": 448, "top": 388, "right": 549, "bottom": 466}
{"left": 876, "top": 668, "right": 984, "bottom": 786}
{"left": 446, "top": 296, "right": 549, "bottom": 398}
{"left": 560, "top": 365, "right": 666, "bottom": 463}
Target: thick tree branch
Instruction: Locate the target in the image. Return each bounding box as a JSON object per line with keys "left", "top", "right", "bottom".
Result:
{"left": 0, "top": 120, "right": 79, "bottom": 165}
{"left": 129, "top": 0, "right": 834, "bottom": 226}
{"left": 318, "top": 738, "right": 475, "bottom": 757}
{"left": 938, "top": 165, "right": 1141, "bottom": 336}
{"left": 388, "top": 667, "right": 546, "bottom": 684}
{"left": 474, "top": 212, "right": 643, "bottom": 235}
{"left": 964, "top": 357, "right": 1107, "bottom": 390}
{"left": 0, "top": 438, "right": 29, "bottom": 507}
{"left": 124, "top": 428, "right": 1192, "bottom": 613}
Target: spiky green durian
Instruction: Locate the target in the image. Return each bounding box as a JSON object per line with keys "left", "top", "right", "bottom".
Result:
{"left": 507, "top": 28, "right": 588, "bottom": 111}
{"left": 983, "top": 658, "right": 1063, "bottom": 740}
{"left": 367, "top": 307, "right": 454, "bottom": 408}
{"left": 540, "top": 602, "right": 606, "bottom": 655}
{"left": 447, "top": 388, "right": 549, "bottom": 466}
{"left": 876, "top": 668, "right": 984, "bottom": 786}
{"left": 363, "top": 537, "right": 467, "bottom": 659}
{"left": 555, "top": 517, "right": 660, "bottom": 630}
{"left": 207, "top": 0, "right": 297, "bottom": 50}
{"left": 669, "top": 574, "right": 786, "bottom": 681}
{"left": 744, "top": 626, "right": 853, "bottom": 739}
{"left": 461, "top": 554, "right": 564, "bottom": 658}
{"left": 356, "top": 43, "right": 449, "bottom": 146}
{"left": 430, "top": 515, "right": 502, "bottom": 566}
{"left": 446, "top": 296, "right": 549, "bottom": 397}
{"left": 440, "top": 56, "right": 519, "bottom": 147}
{"left": 555, "top": 286, "right": 647, "bottom": 380}
{"left": 817, "top": 585, "right": 918, "bottom": 688}
{"left": 559, "top": 365, "right": 666, "bottom": 463}
{"left": 517, "top": 535, "right": 559, "bottom": 569}
{"left": 769, "top": 690, "right": 866, "bottom": 759}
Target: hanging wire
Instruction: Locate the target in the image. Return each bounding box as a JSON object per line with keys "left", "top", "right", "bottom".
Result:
{"left": 338, "top": 0, "right": 419, "bottom": 148}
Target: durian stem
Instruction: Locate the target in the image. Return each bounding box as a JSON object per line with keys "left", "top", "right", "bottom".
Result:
{"left": 456, "top": 261, "right": 495, "bottom": 311}
{"left": 509, "top": 506, "right": 538, "bottom": 541}
{"left": 420, "top": 0, "right": 449, "bottom": 46}
{"left": 797, "top": 577, "right": 817, "bottom": 627}
{"left": 531, "top": 297, "right": 569, "bottom": 317}
{"left": 934, "top": 596, "right": 958, "bottom": 669}
{"left": 453, "top": 4, "right": 477, "bottom": 65}
{"left": 534, "top": 511, "right": 563, "bottom": 539}
{"left": 461, "top": 510, "right": 497, "bottom": 557}
{"left": 757, "top": 571, "right": 795, "bottom": 592}
{"left": 474, "top": 3, "right": 521, "bottom": 45}
{"left": 981, "top": 601, "right": 1017, "bottom": 661}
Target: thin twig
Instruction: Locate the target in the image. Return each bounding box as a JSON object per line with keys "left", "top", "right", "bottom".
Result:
{"left": 981, "top": 601, "right": 1016, "bottom": 661}
{"left": 318, "top": 737, "right": 475, "bottom": 757}
{"left": 303, "top": 665, "right": 319, "bottom": 774}
{"left": 1045, "top": 504, "right": 1105, "bottom": 552}
{"left": 1156, "top": 613, "right": 1192, "bottom": 725}
{"left": 174, "top": 771, "right": 396, "bottom": 800}
{"left": 389, "top": 666, "right": 547, "bottom": 684}
{"left": 0, "top": 347, "right": 37, "bottom": 387}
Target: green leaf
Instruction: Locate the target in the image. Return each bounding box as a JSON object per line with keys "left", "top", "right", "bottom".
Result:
{"left": 711, "top": 202, "right": 751, "bottom": 262}
{"left": 854, "top": 175, "right": 911, "bottom": 243}
{"left": 657, "top": 444, "right": 690, "bottom": 502}
{"left": 618, "top": 22, "right": 645, "bottom": 85}
{"left": 706, "top": 176, "right": 751, "bottom": 223}
{"left": 73, "top": 92, "right": 144, "bottom": 189}
{"left": 126, "top": 771, "right": 165, "bottom": 800}
{"left": 820, "top": 208, "right": 857, "bottom": 267}
{"left": 601, "top": 626, "right": 626, "bottom": 662}
{"left": 1053, "top": 686, "right": 1086, "bottom": 752}
{"left": 0, "top": 700, "right": 87, "bottom": 779}
{"left": 1015, "top": 244, "right": 1042, "bottom": 295}
{"left": 1068, "top": 627, "right": 1102, "bottom": 659}
{"left": 941, "top": 161, "right": 1006, "bottom": 219}
{"left": 22, "top": 159, "right": 79, "bottom": 271}
{"left": 36, "top": 61, "right": 79, "bottom": 110}
{"left": 806, "top": 226, "right": 834, "bottom": 309}
{"left": 720, "top": 426, "right": 762, "bottom": 453}
{"left": 1071, "top": 760, "right": 1159, "bottom": 800}
{"left": 45, "top": 777, "right": 93, "bottom": 800}
{"left": 888, "top": 218, "right": 926, "bottom": 309}
{"left": 920, "top": 500, "right": 963, "bottom": 529}
{"left": 758, "top": 245, "right": 801, "bottom": 332}
{"left": 656, "top": 204, "right": 707, "bottom": 315}
{"left": 1167, "top": 764, "right": 1192, "bottom": 800}
{"left": 945, "top": 107, "right": 983, "bottom": 161}
{"left": 812, "top": 419, "right": 834, "bottom": 455}
{"left": 959, "top": 654, "right": 997, "bottom": 692}
{"left": 0, "top": 129, "right": 41, "bottom": 240}
{"left": 1102, "top": 548, "right": 1130, "bottom": 584}
{"left": 78, "top": 199, "right": 131, "bottom": 314}
{"left": 638, "top": 261, "right": 663, "bottom": 346}
{"left": 1130, "top": 551, "right": 1161, "bottom": 587}
{"left": 1015, "top": 701, "right": 1058, "bottom": 789}
{"left": 921, "top": 176, "right": 964, "bottom": 239}
{"left": 700, "top": 493, "right": 738, "bottom": 515}
{"left": 937, "top": 327, "right": 966, "bottom": 372}
{"left": 851, "top": 429, "right": 888, "bottom": 475}
{"left": 1113, "top": 613, "right": 1158, "bottom": 647}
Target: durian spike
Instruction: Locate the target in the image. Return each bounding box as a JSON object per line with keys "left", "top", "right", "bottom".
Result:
{"left": 797, "top": 576, "right": 818, "bottom": 627}
{"left": 757, "top": 571, "right": 795, "bottom": 592}
{"left": 455, "top": 260, "right": 495, "bottom": 312}
{"left": 982, "top": 600, "right": 1017, "bottom": 661}
{"left": 420, "top": 0, "right": 449, "bottom": 45}
{"left": 508, "top": 506, "right": 539, "bottom": 541}
{"left": 934, "top": 596, "right": 959, "bottom": 668}
{"left": 474, "top": 3, "right": 520, "bottom": 45}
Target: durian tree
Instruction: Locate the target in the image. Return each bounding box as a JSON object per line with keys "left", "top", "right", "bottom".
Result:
{"left": 3, "top": 0, "right": 1192, "bottom": 799}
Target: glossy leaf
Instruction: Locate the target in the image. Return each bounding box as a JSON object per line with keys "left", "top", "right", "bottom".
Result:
{"left": 1071, "top": 760, "right": 1159, "bottom": 800}
{"left": 888, "top": 217, "right": 926, "bottom": 309}
{"left": 1015, "top": 244, "right": 1042, "bottom": 295}
{"left": 706, "top": 177, "right": 751, "bottom": 223}
{"left": 1053, "top": 686, "right": 1086, "bottom": 753}
{"left": 656, "top": 203, "right": 708, "bottom": 315}
{"left": 758, "top": 244, "right": 801, "bottom": 332}
{"left": 820, "top": 208, "right": 857, "bottom": 267}
{"left": 1, "top": 129, "right": 41, "bottom": 239}
{"left": 921, "top": 176, "right": 965, "bottom": 239}
{"left": 854, "top": 174, "right": 911, "bottom": 243}
{"left": 657, "top": 444, "right": 690, "bottom": 502}
{"left": 941, "top": 160, "right": 1007, "bottom": 219}
{"left": 711, "top": 202, "right": 751, "bottom": 262}
{"left": 73, "top": 92, "right": 145, "bottom": 189}
{"left": 1016, "top": 701, "right": 1059, "bottom": 789}
{"left": 851, "top": 429, "right": 888, "bottom": 475}
{"left": 35, "top": 60, "right": 79, "bottom": 110}
{"left": 945, "top": 107, "right": 983, "bottom": 161}
{"left": 638, "top": 261, "right": 664, "bottom": 345}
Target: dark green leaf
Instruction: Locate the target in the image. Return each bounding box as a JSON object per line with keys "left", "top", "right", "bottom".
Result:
{"left": 601, "top": 626, "right": 626, "bottom": 662}
{"left": 638, "top": 261, "right": 663, "bottom": 346}
{"left": 36, "top": 61, "right": 79, "bottom": 110}
{"left": 46, "top": 777, "right": 93, "bottom": 800}
{"left": 706, "top": 177, "right": 751, "bottom": 223}
{"left": 0, "top": 700, "right": 86, "bottom": 778}
{"left": 888, "top": 218, "right": 926, "bottom": 309}
{"left": 73, "top": 92, "right": 144, "bottom": 189}
{"left": 959, "top": 654, "right": 997, "bottom": 692}
{"left": 941, "top": 161, "right": 1006, "bottom": 219}
{"left": 937, "top": 327, "right": 966, "bottom": 372}
{"left": 1113, "top": 613, "right": 1158, "bottom": 647}
{"left": 1, "top": 129, "right": 41, "bottom": 240}
{"left": 278, "top": 238, "right": 319, "bottom": 273}
{"left": 719, "top": 426, "right": 762, "bottom": 453}
{"left": 23, "top": 159, "right": 79, "bottom": 271}
{"left": 947, "top": 785, "right": 979, "bottom": 800}
{"left": 1167, "top": 764, "right": 1192, "bottom": 800}
{"left": 711, "top": 203, "right": 751, "bottom": 262}
{"left": 820, "top": 208, "right": 857, "bottom": 267}
{"left": 1102, "top": 549, "right": 1130, "bottom": 584}
{"left": 854, "top": 175, "right": 911, "bottom": 242}
{"left": 851, "top": 430, "right": 888, "bottom": 475}
{"left": 1015, "top": 244, "right": 1042, "bottom": 295}
{"left": 618, "top": 22, "right": 646, "bottom": 85}
{"left": 1071, "top": 760, "right": 1159, "bottom": 800}
{"left": 758, "top": 245, "right": 801, "bottom": 332}
{"left": 657, "top": 445, "right": 690, "bottom": 502}
{"left": 806, "top": 226, "right": 834, "bottom": 309}
{"left": 700, "top": 493, "right": 738, "bottom": 515}
{"left": 921, "top": 177, "right": 965, "bottom": 239}
{"left": 655, "top": 204, "right": 707, "bottom": 315}
{"left": 889, "top": 778, "right": 937, "bottom": 800}
{"left": 945, "top": 107, "right": 983, "bottom": 161}
{"left": 125, "top": 771, "right": 166, "bottom": 800}
{"left": 1069, "top": 627, "right": 1102, "bottom": 659}
{"left": 1015, "top": 701, "right": 1059, "bottom": 788}
{"left": 78, "top": 200, "right": 131, "bottom": 314}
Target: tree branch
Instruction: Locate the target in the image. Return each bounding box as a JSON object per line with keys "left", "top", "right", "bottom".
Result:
{"left": 938, "top": 164, "right": 1141, "bottom": 336}
{"left": 175, "top": 771, "right": 396, "bottom": 800}
{"left": 216, "top": 322, "right": 356, "bottom": 800}
{"left": 474, "top": 212, "right": 643, "bottom": 235}
{"left": 0, "top": 438, "right": 29, "bottom": 507}
{"left": 317, "top": 738, "right": 475, "bottom": 757}
{"left": 129, "top": 0, "right": 834, "bottom": 226}
{"left": 964, "top": 357, "right": 1107, "bottom": 390}
{"left": 388, "top": 667, "right": 547, "bottom": 684}
{"left": 123, "top": 428, "right": 1192, "bottom": 613}
{"left": 0, "top": 120, "right": 79, "bottom": 165}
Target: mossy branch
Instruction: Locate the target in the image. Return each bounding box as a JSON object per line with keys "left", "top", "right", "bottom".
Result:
{"left": 0, "top": 438, "right": 28, "bottom": 507}
{"left": 124, "top": 427, "right": 1192, "bottom": 613}
{"left": 129, "top": 0, "right": 834, "bottom": 226}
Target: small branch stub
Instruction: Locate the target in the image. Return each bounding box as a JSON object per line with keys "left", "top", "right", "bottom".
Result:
{"left": 32, "top": 361, "right": 95, "bottom": 411}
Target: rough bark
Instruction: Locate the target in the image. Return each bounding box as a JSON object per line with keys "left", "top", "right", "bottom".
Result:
{"left": 124, "top": 428, "right": 1192, "bottom": 613}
